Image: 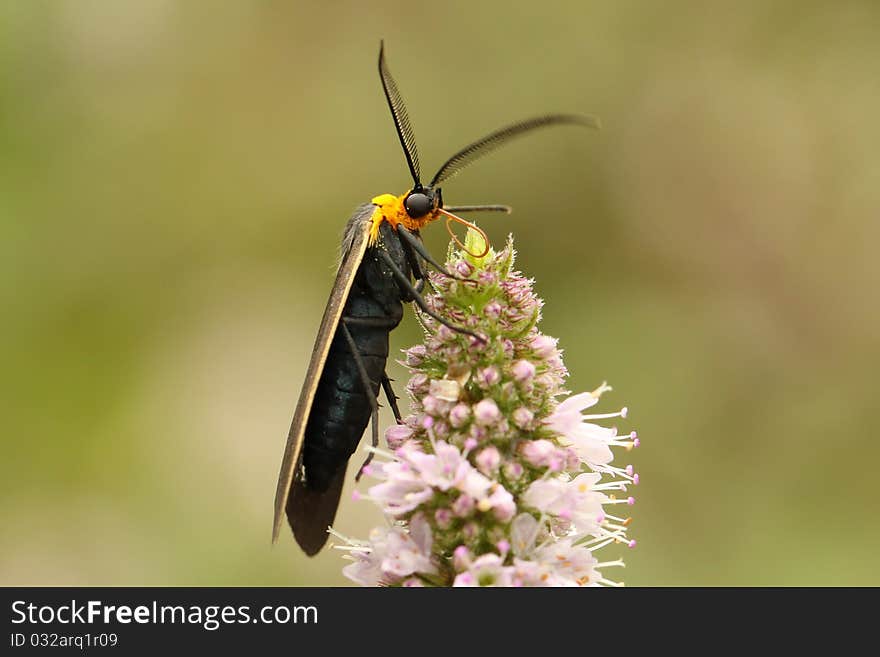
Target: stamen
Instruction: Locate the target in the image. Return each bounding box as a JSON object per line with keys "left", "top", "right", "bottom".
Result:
{"left": 590, "top": 464, "right": 637, "bottom": 484}
{"left": 333, "top": 545, "right": 371, "bottom": 553}
{"left": 590, "top": 381, "right": 613, "bottom": 398}
{"left": 582, "top": 410, "right": 627, "bottom": 421}
{"left": 594, "top": 482, "right": 629, "bottom": 491}
{"left": 363, "top": 445, "right": 397, "bottom": 460}
{"left": 327, "top": 527, "right": 359, "bottom": 545}
{"left": 587, "top": 536, "right": 622, "bottom": 552}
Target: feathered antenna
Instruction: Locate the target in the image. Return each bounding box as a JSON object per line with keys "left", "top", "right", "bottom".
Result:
{"left": 431, "top": 114, "right": 600, "bottom": 187}
{"left": 378, "top": 41, "right": 422, "bottom": 188}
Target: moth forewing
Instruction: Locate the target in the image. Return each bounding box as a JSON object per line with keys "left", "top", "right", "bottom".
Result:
{"left": 272, "top": 205, "right": 373, "bottom": 543}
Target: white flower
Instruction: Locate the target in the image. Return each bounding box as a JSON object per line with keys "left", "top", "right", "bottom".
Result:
{"left": 381, "top": 515, "right": 437, "bottom": 578}
{"left": 545, "top": 391, "right": 601, "bottom": 434}
{"left": 341, "top": 527, "right": 391, "bottom": 587}
{"left": 522, "top": 472, "right": 606, "bottom": 534}
{"left": 510, "top": 513, "right": 540, "bottom": 557}
{"left": 368, "top": 440, "right": 511, "bottom": 518}
{"left": 407, "top": 441, "right": 493, "bottom": 498}
{"left": 429, "top": 378, "right": 461, "bottom": 402}
{"left": 453, "top": 554, "right": 516, "bottom": 587}
{"left": 533, "top": 538, "right": 601, "bottom": 586}
{"left": 368, "top": 458, "right": 434, "bottom": 516}
{"left": 479, "top": 482, "right": 517, "bottom": 521}
{"left": 341, "top": 516, "right": 437, "bottom": 586}
{"left": 545, "top": 384, "right": 629, "bottom": 468}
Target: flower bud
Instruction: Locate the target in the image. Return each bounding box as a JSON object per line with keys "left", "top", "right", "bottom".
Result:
{"left": 484, "top": 300, "right": 502, "bottom": 319}
{"left": 452, "top": 494, "right": 475, "bottom": 517}
{"left": 474, "top": 399, "right": 501, "bottom": 426}
{"left": 449, "top": 403, "right": 471, "bottom": 428}
{"left": 512, "top": 407, "right": 534, "bottom": 429}
{"left": 512, "top": 359, "right": 536, "bottom": 382}
{"left": 476, "top": 366, "right": 500, "bottom": 388}
{"left": 530, "top": 334, "right": 557, "bottom": 358}
{"left": 454, "top": 260, "right": 473, "bottom": 277}
{"left": 476, "top": 446, "right": 501, "bottom": 475}
{"left": 385, "top": 424, "right": 413, "bottom": 449}
{"left": 405, "top": 345, "right": 427, "bottom": 367}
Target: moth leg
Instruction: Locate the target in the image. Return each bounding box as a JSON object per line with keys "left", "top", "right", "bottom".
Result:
{"left": 342, "top": 316, "right": 399, "bottom": 328}
{"left": 398, "top": 230, "right": 426, "bottom": 280}
{"left": 398, "top": 226, "right": 476, "bottom": 292}
{"left": 340, "top": 317, "right": 404, "bottom": 423}
{"left": 381, "top": 373, "right": 403, "bottom": 423}
{"left": 339, "top": 322, "right": 380, "bottom": 481}
{"left": 395, "top": 232, "right": 432, "bottom": 299}
{"left": 377, "top": 249, "right": 486, "bottom": 343}
{"left": 397, "top": 226, "right": 454, "bottom": 278}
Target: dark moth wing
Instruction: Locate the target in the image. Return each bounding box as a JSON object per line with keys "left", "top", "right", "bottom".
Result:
{"left": 272, "top": 205, "right": 373, "bottom": 547}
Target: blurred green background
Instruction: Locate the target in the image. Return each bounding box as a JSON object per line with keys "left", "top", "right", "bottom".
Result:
{"left": 2, "top": 1, "right": 878, "bottom": 586}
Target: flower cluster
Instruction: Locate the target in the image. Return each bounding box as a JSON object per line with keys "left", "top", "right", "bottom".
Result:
{"left": 336, "top": 231, "right": 639, "bottom": 586}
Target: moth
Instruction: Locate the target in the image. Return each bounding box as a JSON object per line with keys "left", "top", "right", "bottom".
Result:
{"left": 273, "top": 42, "right": 596, "bottom": 555}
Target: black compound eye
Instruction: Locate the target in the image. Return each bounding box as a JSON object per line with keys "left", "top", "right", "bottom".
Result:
{"left": 404, "top": 192, "right": 432, "bottom": 218}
